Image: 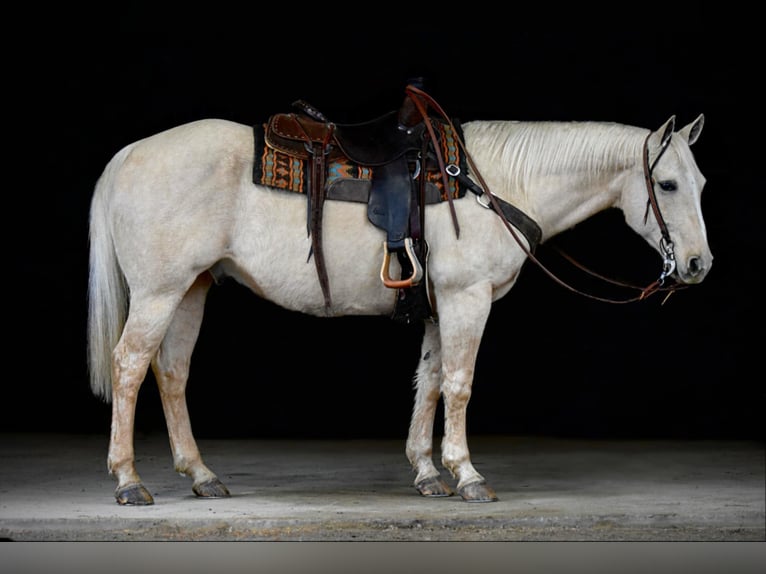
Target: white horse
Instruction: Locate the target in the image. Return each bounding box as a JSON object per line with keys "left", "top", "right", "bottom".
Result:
{"left": 88, "top": 97, "right": 711, "bottom": 505}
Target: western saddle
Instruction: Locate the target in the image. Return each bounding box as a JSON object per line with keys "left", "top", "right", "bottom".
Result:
{"left": 256, "top": 81, "right": 542, "bottom": 323}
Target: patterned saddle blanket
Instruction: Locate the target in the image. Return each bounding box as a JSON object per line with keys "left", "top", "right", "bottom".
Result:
{"left": 252, "top": 113, "right": 468, "bottom": 205}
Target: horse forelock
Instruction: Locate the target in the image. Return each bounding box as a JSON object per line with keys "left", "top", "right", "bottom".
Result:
{"left": 466, "top": 120, "right": 646, "bottom": 192}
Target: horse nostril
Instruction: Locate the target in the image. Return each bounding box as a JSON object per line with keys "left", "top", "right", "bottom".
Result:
{"left": 688, "top": 256, "right": 702, "bottom": 276}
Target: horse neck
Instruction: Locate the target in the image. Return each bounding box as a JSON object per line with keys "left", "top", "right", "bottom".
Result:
{"left": 462, "top": 120, "right": 647, "bottom": 240}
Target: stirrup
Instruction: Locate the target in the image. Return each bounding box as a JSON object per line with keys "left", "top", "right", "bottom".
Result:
{"left": 380, "top": 238, "right": 424, "bottom": 289}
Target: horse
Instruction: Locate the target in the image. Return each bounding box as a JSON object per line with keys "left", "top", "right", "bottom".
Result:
{"left": 87, "top": 90, "right": 711, "bottom": 505}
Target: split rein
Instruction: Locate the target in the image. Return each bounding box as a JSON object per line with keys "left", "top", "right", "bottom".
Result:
{"left": 405, "top": 84, "right": 686, "bottom": 305}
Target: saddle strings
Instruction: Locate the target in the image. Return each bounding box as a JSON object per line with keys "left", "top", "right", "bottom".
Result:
{"left": 403, "top": 84, "right": 684, "bottom": 305}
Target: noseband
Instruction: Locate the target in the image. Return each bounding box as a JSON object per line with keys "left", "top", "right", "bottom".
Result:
{"left": 641, "top": 131, "right": 676, "bottom": 286}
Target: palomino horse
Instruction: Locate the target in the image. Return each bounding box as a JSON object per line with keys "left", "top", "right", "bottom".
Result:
{"left": 88, "top": 88, "right": 711, "bottom": 505}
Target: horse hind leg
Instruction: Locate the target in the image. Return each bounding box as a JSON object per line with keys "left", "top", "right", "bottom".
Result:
{"left": 152, "top": 273, "right": 230, "bottom": 499}
{"left": 108, "top": 291, "right": 191, "bottom": 505}
{"left": 406, "top": 321, "right": 454, "bottom": 498}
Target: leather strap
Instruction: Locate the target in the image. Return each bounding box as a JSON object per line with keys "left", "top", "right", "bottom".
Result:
{"left": 297, "top": 119, "right": 334, "bottom": 309}
{"left": 405, "top": 89, "right": 461, "bottom": 239}
{"left": 642, "top": 132, "right": 672, "bottom": 244}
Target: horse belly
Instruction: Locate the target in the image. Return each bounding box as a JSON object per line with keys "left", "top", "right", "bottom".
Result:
{"left": 225, "top": 190, "right": 398, "bottom": 317}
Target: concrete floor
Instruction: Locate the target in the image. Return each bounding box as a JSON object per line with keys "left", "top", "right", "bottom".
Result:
{"left": 0, "top": 433, "right": 763, "bottom": 541}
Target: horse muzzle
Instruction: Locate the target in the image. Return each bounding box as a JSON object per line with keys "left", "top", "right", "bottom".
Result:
{"left": 676, "top": 253, "right": 713, "bottom": 285}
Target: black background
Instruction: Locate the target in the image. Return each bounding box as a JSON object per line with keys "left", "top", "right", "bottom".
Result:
{"left": 6, "top": 5, "right": 761, "bottom": 441}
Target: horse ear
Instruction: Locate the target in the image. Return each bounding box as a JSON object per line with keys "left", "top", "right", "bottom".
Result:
{"left": 648, "top": 115, "right": 676, "bottom": 153}
{"left": 678, "top": 113, "right": 705, "bottom": 145}
{"left": 659, "top": 115, "right": 675, "bottom": 147}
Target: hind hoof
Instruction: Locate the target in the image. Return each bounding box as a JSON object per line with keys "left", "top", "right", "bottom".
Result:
{"left": 115, "top": 483, "right": 154, "bottom": 505}
{"left": 193, "top": 478, "right": 231, "bottom": 498}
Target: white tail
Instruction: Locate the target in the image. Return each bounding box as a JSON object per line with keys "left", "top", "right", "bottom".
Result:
{"left": 87, "top": 149, "right": 132, "bottom": 403}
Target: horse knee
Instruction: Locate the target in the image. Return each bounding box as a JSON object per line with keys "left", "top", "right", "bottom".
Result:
{"left": 441, "top": 375, "right": 472, "bottom": 409}
{"left": 155, "top": 364, "right": 189, "bottom": 394}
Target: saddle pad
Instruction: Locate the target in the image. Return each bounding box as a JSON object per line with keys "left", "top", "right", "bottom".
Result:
{"left": 251, "top": 118, "right": 468, "bottom": 202}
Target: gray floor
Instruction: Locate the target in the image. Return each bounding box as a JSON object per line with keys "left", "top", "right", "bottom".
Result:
{"left": 1, "top": 433, "right": 763, "bottom": 541}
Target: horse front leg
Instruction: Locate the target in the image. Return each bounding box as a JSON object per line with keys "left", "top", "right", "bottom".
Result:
{"left": 406, "top": 321, "right": 454, "bottom": 497}
{"left": 152, "top": 273, "right": 230, "bottom": 499}
{"left": 437, "top": 282, "right": 498, "bottom": 502}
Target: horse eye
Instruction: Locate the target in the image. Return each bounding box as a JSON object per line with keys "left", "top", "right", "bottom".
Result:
{"left": 658, "top": 180, "right": 677, "bottom": 192}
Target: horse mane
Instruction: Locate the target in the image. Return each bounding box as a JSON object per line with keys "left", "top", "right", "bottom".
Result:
{"left": 464, "top": 120, "right": 647, "bottom": 194}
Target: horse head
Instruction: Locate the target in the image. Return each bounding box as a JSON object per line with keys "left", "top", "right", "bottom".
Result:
{"left": 622, "top": 114, "right": 712, "bottom": 285}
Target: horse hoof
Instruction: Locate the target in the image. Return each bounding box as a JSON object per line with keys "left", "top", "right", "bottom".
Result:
{"left": 115, "top": 483, "right": 154, "bottom": 505}
{"left": 193, "top": 478, "right": 231, "bottom": 498}
{"left": 415, "top": 476, "right": 454, "bottom": 497}
{"left": 458, "top": 481, "right": 498, "bottom": 503}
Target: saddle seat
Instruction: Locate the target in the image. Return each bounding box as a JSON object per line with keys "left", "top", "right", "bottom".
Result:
{"left": 266, "top": 108, "right": 425, "bottom": 166}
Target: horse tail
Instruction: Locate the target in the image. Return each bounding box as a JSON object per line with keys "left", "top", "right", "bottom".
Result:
{"left": 87, "top": 148, "right": 132, "bottom": 403}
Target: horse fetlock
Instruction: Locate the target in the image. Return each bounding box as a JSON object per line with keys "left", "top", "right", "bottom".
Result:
{"left": 410, "top": 453, "right": 443, "bottom": 486}
{"left": 176, "top": 459, "right": 218, "bottom": 484}
{"left": 440, "top": 450, "right": 470, "bottom": 478}
{"left": 107, "top": 456, "right": 140, "bottom": 483}
{"left": 446, "top": 459, "right": 487, "bottom": 492}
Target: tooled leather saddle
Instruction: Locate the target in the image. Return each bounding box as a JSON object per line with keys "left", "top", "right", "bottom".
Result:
{"left": 252, "top": 82, "right": 541, "bottom": 323}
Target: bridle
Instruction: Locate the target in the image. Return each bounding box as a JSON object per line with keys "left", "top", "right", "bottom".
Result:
{"left": 405, "top": 84, "right": 685, "bottom": 305}
{"left": 548, "top": 132, "right": 686, "bottom": 304}
{"left": 642, "top": 130, "right": 676, "bottom": 286}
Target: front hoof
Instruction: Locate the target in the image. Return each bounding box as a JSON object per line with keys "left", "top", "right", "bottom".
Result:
{"left": 116, "top": 483, "right": 154, "bottom": 505}
{"left": 458, "top": 481, "right": 498, "bottom": 503}
{"left": 193, "top": 478, "right": 231, "bottom": 498}
{"left": 415, "top": 476, "right": 454, "bottom": 497}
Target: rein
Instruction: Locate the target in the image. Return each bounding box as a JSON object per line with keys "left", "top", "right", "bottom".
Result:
{"left": 405, "top": 84, "right": 685, "bottom": 305}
